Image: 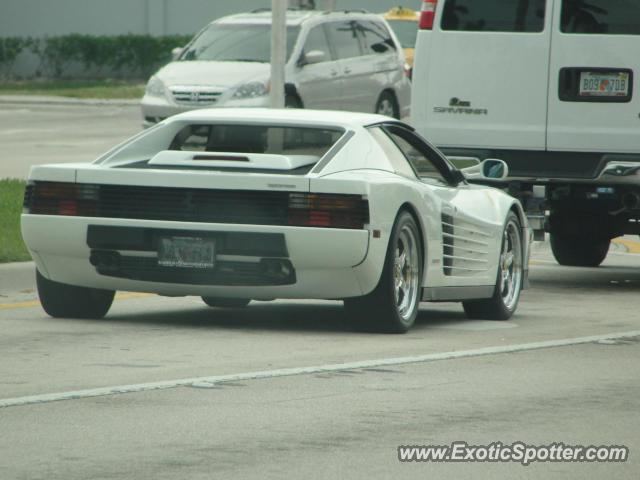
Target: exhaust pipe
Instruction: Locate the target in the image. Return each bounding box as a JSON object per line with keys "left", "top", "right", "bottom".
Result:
{"left": 622, "top": 192, "right": 640, "bottom": 210}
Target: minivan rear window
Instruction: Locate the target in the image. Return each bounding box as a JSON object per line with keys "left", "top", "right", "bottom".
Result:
{"left": 441, "top": 0, "right": 546, "bottom": 33}
{"left": 561, "top": 0, "right": 640, "bottom": 35}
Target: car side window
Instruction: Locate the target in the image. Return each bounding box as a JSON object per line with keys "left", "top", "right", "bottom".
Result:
{"left": 384, "top": 126, "right": 458, "bottom": 185}
{"left": 441, "top": 0, "right": 546, "bottom": 33}
{"left": 302, "top": 25, "right": 332, "bottom": 61}
{"left": 369, "top": 127, "right": 417, "bottom": 179}
{"left": 561, "top": 0, "right": 640, "bottom": 35}
{"left": 326, "top": 21, "right": 364, "bottom": 59}
{"left": 359, "top": 21, "right": 397, "bottom": 55}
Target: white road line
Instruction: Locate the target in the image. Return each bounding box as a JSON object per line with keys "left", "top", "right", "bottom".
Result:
{"left": 2, "top": 330, "right": 640, "bottom": 409}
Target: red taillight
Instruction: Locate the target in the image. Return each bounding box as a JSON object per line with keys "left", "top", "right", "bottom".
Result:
{"left": 419, "top": 0, "right": 437, "bottom": 30}
{"left": 58, "top": 200, "right": 78, "bottom": 216}
{"left": 308, "top": 210, "right": 331, "bottom": 227}
{"left": 288, "top": 193, "right": 369, "bottom": 229}
{"left": 25, "top": 182, "right": 98, "bottom": 216}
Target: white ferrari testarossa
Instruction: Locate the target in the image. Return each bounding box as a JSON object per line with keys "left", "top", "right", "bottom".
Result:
{"left": 22, "top": 108, "right": 531, "bottom": 333}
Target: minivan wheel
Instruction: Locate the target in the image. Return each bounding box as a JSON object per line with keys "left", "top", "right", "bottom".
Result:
{"left": 285, "top": 94, "right": 303, "bottom": 109}
{"left": 202, "top": 297, "right": 251, "bottom": 308}
{"left": 36, "top": 269, "right": 115, "bottom": 319}
{"left": 344, "top": 211, "right": 422, "bottom": 333}
{"left": 550, "top": 233, "right": 610, "bottom": 267}
{"left": 375, "top": 91, "right": 400, "bottom": 119}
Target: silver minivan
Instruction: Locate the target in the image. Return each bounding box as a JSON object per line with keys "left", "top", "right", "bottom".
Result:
{"left": 142, "top": 9, "right": 411, "bottom": 127}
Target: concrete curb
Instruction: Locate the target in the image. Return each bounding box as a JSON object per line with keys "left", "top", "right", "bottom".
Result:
{"left": 0, "top": 95, "right": 140, "bottom": 107}
{"left": 0, "top": 261, "right": 35, "bottom": 294}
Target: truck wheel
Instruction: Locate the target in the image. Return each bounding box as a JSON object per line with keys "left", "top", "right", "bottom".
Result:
{"left": 344, "top": 211, "right": 422, "bottom": 333}
{"left": 202, "top": 297, "right": 250, "bottom": 308}
{"left": 463, "top": 212, "right": 523, "bottom": 320}
{"left": 36, "top": 269, "right": 114, "bottom": 319}
{"left": 550, "top": 234, "right": 609, "bottom": 267}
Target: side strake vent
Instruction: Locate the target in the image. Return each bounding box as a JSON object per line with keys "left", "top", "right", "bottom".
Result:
{"left": 24, "top": 182, "right": 369, "bottom": 230}
{"left": 441, "top": 213, "right": 491, "bottom": 276}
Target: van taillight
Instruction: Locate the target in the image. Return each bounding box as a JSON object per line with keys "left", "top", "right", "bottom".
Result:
{"left": 419, "top": 0, "right": 437, "bottom": 30}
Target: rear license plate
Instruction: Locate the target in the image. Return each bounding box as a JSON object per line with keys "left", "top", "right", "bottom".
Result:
{"left": 579, "top": 71, "right": 630, "bottom": 97}
{"left": 158, "top": 237, "right": 215, "bottom": 269}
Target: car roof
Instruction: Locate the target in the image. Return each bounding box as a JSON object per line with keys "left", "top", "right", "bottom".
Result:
{"left": 214, "top": 9, "right": 385, "bottom": 27}
{"left": 166, "top": 108, "right": 400, "bottom": 130}
{"left": 382, "top": 6, "right": 419, "bottom": 21}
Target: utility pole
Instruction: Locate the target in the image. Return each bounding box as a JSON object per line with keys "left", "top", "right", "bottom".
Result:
{"left": 270, "top": 0, "right": 287, "bottom": 108}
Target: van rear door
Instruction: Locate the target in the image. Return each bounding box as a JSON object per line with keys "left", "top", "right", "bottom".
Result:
{"left": 413, "top": 0, "right": 550, "bottom": 151}
{"left": 547, "top": 0, "right": 640, "bottom": 155}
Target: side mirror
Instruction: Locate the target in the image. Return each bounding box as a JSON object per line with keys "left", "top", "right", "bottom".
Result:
{"left": 482, "top": 159, "right": 509, "bottom": 179}
{"left": 458, "top": 158, "right": 509, "bottom": 181}
{"left": 299, "top": 50, "right": 326, "bottom": 66}
{"left": 171, "top": 47, "right": 185, "bottom": 61}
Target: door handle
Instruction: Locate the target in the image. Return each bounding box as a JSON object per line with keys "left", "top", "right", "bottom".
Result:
{"left": 344, "top": 68, "right": 352, "bottom": 74}
{"left": 330, "top": 70, "right": 338, "bottom": 77}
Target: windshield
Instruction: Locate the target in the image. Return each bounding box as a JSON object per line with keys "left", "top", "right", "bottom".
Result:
{"left": 181, "top": 24, "right": 301, "bottom": 62}
{"left": 387, "top": 19, "right": 418, "bottom": 48}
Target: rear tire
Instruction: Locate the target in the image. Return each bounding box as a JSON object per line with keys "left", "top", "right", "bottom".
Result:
{"left": 463, "top": 212, "right": 523, "bottom": 320}
{"left": 375, "top": 91, "right": 400, "bottom": 119}
{"left": 344, "top": 211, "right": 422, "bottom": 333}
{"left": 36, "top": 269, "right": 114, "bottom": 319}
{"left": 550, "top": 233, "right": 609, "bottom": 267}
{"left": 202, "top": 297, "right": 251, "bottom": 308}
{"left": 285, "top": 94, "right": 303, "bottom": 109}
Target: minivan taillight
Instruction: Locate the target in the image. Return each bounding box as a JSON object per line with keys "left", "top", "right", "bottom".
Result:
{"left": 419, "top": 0, "right": 437, "bottom": 30}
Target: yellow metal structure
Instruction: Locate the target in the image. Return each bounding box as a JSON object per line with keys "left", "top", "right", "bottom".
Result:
{"left": 382, "top": 6, "right": 419, "bottom": 67}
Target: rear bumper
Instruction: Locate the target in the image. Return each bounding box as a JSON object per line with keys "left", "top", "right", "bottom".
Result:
{"left": 22, "top": 215, "right": 376, "bottom": 299}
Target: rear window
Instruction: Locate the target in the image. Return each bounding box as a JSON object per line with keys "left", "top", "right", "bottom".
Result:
{"left": 99, "top": 123, "right": 344, "bottom": 169}
{"left": 561, "top": 0, "right": 640, "bottom": 35}
{"left": 441, "top": 0, "right": 546, "bottom": 33}
{"left": 169, "top": 124, "right": 343, "bottom": 157}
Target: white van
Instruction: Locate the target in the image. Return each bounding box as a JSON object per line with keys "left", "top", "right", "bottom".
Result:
{"left": 411, "top": 0, "right": 640, "bottom": 267}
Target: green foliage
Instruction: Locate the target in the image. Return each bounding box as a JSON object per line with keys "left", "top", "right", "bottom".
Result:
{"left": 1, "top": 34, "right": 193, "bottom": 79}
{"left": 0, "top": 37, "right": 30, "bottom": 78}
{"left": 0, "top": 179, "right": 30, "bottom": 263}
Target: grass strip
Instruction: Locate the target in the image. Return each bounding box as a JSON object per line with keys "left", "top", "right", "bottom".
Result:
{"left": 0, "top": 179, "right": 31, "bottom": 263}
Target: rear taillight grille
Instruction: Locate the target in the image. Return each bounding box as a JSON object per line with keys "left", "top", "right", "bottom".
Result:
{"left": 419, "top": 0, "right": 437, "bottom": 30}
{"left": 24, "top": 182, "right": 369, "bottom": 230}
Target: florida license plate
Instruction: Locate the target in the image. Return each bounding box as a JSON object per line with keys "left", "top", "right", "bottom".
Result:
{"left": 579, "top": 71, "right": 629, "bottom": 97}
{"left": 158, "top": 237, "right": 215, "bottom": 269}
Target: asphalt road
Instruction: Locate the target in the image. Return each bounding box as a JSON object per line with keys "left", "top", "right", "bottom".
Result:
{"left": 1, "top": 242, "right": 639, "bottom": 479}
{"left": 0, "top": 103, "right": 141, "bottom": 179}
{"left": 1, "top": 102, "right": 640, "bottom": 478}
